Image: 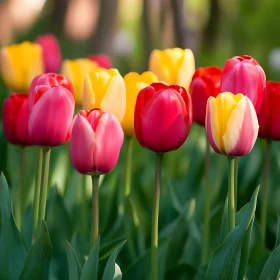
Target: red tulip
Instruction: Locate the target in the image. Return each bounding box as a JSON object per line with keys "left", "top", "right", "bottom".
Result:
{"left": 36, "top": 34, "right": 62, "bottom": 73}
{"left": 134, "top": 82, "right": 192, "bottom": 153}
{"left": 2, "top": 94, "right": 32, "bottom": 145}
{"left": 28, "top": 86, "right": 75, "bottom": 146}
{"left": 189, "top": 66, "right": 222, "bottom": 126}
{"left": 70, "top": 109, "right": 124, "bottom": 175}
{"left": 258, "top": 81, "right": 280, "bottom": 139}
{"left": 220, "top": 55, "right": 266, "bottom": 113}
{"left": 88, "top": 54, "right": 112, "bottom": 69}
{"left": 29, "top": 73, "right": 73, "bottom": 110}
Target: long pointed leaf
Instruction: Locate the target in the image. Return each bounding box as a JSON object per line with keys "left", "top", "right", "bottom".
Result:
{"left": 66, "top": 241, "right": 82, "bottom": 280}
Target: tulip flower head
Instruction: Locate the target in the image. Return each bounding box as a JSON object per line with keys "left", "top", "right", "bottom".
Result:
{"left": 190, "top": 66, "right": 222, "bottom": 126}
{"left": 36, "top": 34, "right": 62, "bottom": 73}
{"left": 28, "top": 85, "right": 75, "bottom": 147}
{"left": 220, "top": 55, "right": 266, "bottom": 112}
{"left": 2, "top": 94, "right": 32, "bottom": 146}
{"left": 88, "top": 54, "right": 112, "bottom": 69}
{"left": 0, "top": 41, "right": 44, "bottom": 92}
{"left": 121, "top": 71, "right": 158, "bottom": 136}
{"left": 258, "top": 81, "right": 280, "bottom": 140}
{"left": 149, "top": 48, "right": 195, "bottom": 90}
{"left": 83, "top": 68, "right": 126, "bottom": 122}
{"left": 206, "top": 92, "right": 259, "bottom": 157}
{"left": 134, "top": 82, "right": 192, "bottom": 153}
{"left": 70, "top": 109, "right": 124, "bottom": 175}
{"left": 61, "top": 58, "right": 98, "bottom": 105}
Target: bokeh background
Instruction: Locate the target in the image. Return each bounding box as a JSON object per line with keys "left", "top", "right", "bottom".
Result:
{"left": 1, "top": 0, "right": 280, "bottom": 279}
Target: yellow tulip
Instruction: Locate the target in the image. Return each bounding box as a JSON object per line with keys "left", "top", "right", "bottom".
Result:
{"left": 149, "top": 48, "right": 195, "bottom": 90}
{"left": 61, "top": 58, "right": 98, "bottom": 106}
{"left": 121, "top": 71, "right": 158, "bottom": 136}
{"left": 83, "top": 68, "right": 126, "bottom": 122}
{"left": 0, "top": 41, "right": 44, "bottom": 92}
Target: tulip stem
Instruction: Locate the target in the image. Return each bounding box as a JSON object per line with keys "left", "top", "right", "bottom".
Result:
{"left": 125, "top": 136, "right": 133, "bottom": 197}
{"left": 151, "top": 153, "right": 163, "bottom": 280}
{"left": 32, "top": 148, "right": 43, "bottom": 237}
{"left": 261, "top": 140, "right": 272, "bottom": 248}
{"left": 91, "top": 175, "right": 100, "bottom": 247}
{"left": 234, "top": 157, "right": 239, "bottom": 210}
{"left": 201, "top": 141, "right": 211, "bottom": 266}
{"left": 228, "top": 157, "right": 236, "bottom": 230}
{"left": 37, "top": 148, "right": 51, "bottom": 229}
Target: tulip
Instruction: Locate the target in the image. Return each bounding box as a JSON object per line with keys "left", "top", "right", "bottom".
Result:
{"left": 220, "top": 55, "right": 266, "bottom": 112}
{"left": 0, "top": 41, "right": 44, "bottom": 92}
{"left": 149, "top": 48, "right": 195, "bottom": 90}
{"left": 28, "top": 86, "right": 75, "bottom": 147}
{"left": 122, "top": 71, "right": 158, "bottom": 136}
{"left": 61, "top": 58, "right": 98, "bottom": 105}
{"left": 83, "top": 68, "right": 126, "bottom": 122}
{"left": 28, "top": 73, "right": 73, "bottom": 110}
{"left": 190, "top": 66, "right": 222, "bottom": 126}
{"left": 134, "top": 82, "right": 192, "bottom": 153}
{"left": 88, "top": 54, "right": 112, "bottom": 69}
{"left": 36, "top": 34, "right": 62, "bottom": 73}
{"left": 206, "top": 92, "right": 259, "bottom": 157}
{"left": 2, "top": 93, "right": 32, "bottom": 146}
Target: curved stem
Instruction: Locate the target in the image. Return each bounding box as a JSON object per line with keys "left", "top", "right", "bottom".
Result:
{"left": 151, "top": 153, "right": 163, "bottom": 280}
{"left": 91, "top": 175, "right": 100, "bottom": 247}
{"left": 234, "top": 157, "right": 239, "bottom": 210}
{"left": 201, "top": 141, "right": 211, "bottom": 265}
{"left": 261, "top": 140, "right": 272, "bottom": 247}
{"left": 125, "top": 137, "right": 133, "bottom": 197}
{"left": 32, "top": 148, "right": 43, "bottom": 237}
{"left": 228, "top": 157, "right": 236, "bottom": 230}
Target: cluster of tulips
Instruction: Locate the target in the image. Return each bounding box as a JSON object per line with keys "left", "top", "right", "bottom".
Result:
{"left": 1, "top": 35, "right": 279, "bottom": 279}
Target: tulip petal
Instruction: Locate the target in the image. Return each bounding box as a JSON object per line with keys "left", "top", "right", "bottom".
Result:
{"left": 70, "top": 115, "right": 95, "bottom": 174}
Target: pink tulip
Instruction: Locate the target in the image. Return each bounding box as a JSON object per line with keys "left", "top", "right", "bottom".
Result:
{"left": 29, "top": 86, "right": 75, "bottom": 146}
{"left": 36, "top": 34, "right": 62, "bottom": 73}
{"left": 88, "top": 54, "right": 112, "bottom": 69}
{"left": 70, "top": 109, "right": 124, "bottom": 175}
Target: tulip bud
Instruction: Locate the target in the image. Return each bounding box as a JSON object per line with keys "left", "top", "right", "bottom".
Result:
{"left": 36, "top": 34, "right": 62, "bottom": 73}
{"left": 149, "top": 48, "right": 195, "bottom": 90}
{"left": 190, "top": 66, "right": 222, "bottom": 126}
{"left": 206, "top": 92, "right": 259, "bottom": 156}
{"left": 29, "top": 73, "right": 73, "bottom": 110}
{"left": 61, "top": 58, "right": 98, "bottom": 106}
{"left": 88, "top": 54, "right": 112, "bottom": 69}
{"left": 28, "top": 86, "right": 75, "bottom": 146}
{"left": 2, "top": 94, "right": 32, "bottom": 146}
{"left": 121, "top": 71, "right": 158, "bottom": 136}
{"left": 258, "top": 81, "right": 280, "bottom": 140}
{"left": 70, "top": 109, "right": 124, "bottom": 175}
{"left": 83, "top": 68, "right": 126, "bottom": 122}
{"left": 220, "top": 55, "right": 266, "bottom": 112}
{"left": 0, "top": 41, "right": 44, "bottom": 92}
{"left": 134, "top": 82, "right": 192, "bottom": 153}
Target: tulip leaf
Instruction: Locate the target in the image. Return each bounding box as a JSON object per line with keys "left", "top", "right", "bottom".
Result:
{"left": 99, "top": 237, "right": 126, "bottom": 261}
{"left": 102, "top": 240, "right": 126, "bottom": 280}
{"left": 0, "top": 172, "right": 26, "bottom": 280}
{"left": 19, "top": 220, "right": 52, "bottom": 280}
{"left": 205, "top": 186, "right": 259, "bottom": 280}
{"left": 80, "top": 238, "right": 100, "bottom": 280}
{"left": 66, "top": 241, "right": 82, "bottom": 280}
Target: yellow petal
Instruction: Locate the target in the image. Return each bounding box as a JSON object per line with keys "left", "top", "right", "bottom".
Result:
{"left": 83, "top": 74, "right": 96, "bottom": 110}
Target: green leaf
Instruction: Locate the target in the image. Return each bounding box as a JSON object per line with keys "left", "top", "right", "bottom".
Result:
{"left": 274, "top": 214, "right": 280, "bottom": 249}
{"left": 0, "top": 172, "right": 26, "bottom": 280}
{"left": 80, "top": 238, "right": 100, "bottom": 280}
{"left": 259, "top": 244, "right": 280, "bottom": 280}
{"left": 205, "top": 186, "right": 259, "bottom": 280}
{"left": 102, "top": 240, "right": 126, "bottom": 280}
{"left": 19, "top": 220, "right": 52, "bottom": 280}
{"left": 100, "top": 237, "right": 126, "bottom": 261}
{"left": 66, "top": 241, "right": 82, "bottom": 280}
{"left": 220, "top": 198, "right": 229, "bottom": 244}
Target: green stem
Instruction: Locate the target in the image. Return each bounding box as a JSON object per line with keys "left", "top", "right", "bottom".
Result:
{"left": 151, "top": 153, "right": 163, "bottom": 280}
{"left": 234, "top": 157, "right": 239, "bottom": 210}
{"left": 81, "top": 175, "right": 88, "bottom": 233}
{"left": 261, "top": 140, "right": 272, "bottom": 247}
{"left": 125, "top": 137, "right": 133, "bottom": 197}
{"left": 32, "top": 148, "right": 43, "bottom": 236}
{"left": 201, "top": 141, "right": 211, "bottom": 266}
{"left": 91, "top": 175, "right": 100, "bottom": 247}
{"left": 15, "top": 146, "right": 26, "bottom": 232}
{"left": 37, "top": 148, "right": 51, "bottom": 227}
{"left": 228, "top": 157, "right": 236, "bottom": 230}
